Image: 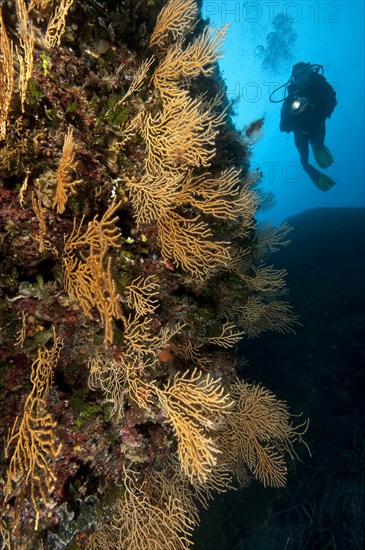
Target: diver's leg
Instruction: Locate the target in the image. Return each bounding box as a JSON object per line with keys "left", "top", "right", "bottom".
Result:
{"left": 294, "top": 131, "right": 310, "bottom": 169}
{"left": 310, "top": 120, "right": 326, "bottom": 150}
{"left": 295, "top": 129, "right": 335, "bottom": 191}
{"left": 310, "top": 121, "right": 333, "bottom": 168}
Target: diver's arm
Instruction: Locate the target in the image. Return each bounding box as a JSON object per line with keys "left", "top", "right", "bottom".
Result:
{"left": 313, "top": 74, "right": 337, "bottom": 119}
{"left": 280, "top": 98, "right": 294, "bottom": 133}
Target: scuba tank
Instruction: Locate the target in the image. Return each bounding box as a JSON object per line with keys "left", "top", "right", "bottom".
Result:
{"left": 269, "top": 63, "right": 324, "bottom": 103}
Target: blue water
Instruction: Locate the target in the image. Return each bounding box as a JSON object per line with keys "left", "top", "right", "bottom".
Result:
{"left": 202, "top": 0, "right": 365, "bottom": 226}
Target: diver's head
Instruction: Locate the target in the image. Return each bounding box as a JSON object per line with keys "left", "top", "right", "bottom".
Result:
{"left": 292, "top": 62, "right": 312, "bottom": 87}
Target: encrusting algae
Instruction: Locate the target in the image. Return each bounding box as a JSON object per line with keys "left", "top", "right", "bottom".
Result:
{"left": 0, "top": 0, "right": 308, "bottom": 548}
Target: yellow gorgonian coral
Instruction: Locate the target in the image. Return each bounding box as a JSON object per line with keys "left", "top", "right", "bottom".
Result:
{"left": 5, "top": 329, "right": 63, "bottom": 530}
{"left": 154, "top": 369, "right": 233, "bottom": 483}
{"left": 218, "top": 380, "right": 309, "bottom": 487}
{"left": 149, "top": 0, "right": 198, "bottom": 49}
{"left": 62, "top": 199, "right": 124, "bottom": 346}
{"left": 53, "top": 127, "right": 82, "bottom": 214}
{"left": 0, "top": 8, "right": 14, "bottom": 140}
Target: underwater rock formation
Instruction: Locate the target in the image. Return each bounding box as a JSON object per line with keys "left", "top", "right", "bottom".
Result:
{"left": 0, "top": 1, "right": 306, "bottom": 548}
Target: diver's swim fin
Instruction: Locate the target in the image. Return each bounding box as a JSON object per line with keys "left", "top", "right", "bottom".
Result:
{"left": 312, "top": 145, "right": 333, "bottom": 169}
{"left": 306, "top": 165, "right": 336, "bottom": 192}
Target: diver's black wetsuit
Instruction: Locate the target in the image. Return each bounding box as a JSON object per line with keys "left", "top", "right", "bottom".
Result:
{"left": 280, "top": 71, "right": 337, "bottom": 170}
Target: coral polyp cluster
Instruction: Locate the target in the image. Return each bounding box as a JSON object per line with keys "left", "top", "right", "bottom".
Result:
{"left": 0, "top": 0, "right": 306, "bottom": 548}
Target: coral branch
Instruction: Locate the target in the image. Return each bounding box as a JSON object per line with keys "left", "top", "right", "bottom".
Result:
{"left": 218, "top": 380, "right": 309, "bottom": 487}
{"left": 63, "top": 199, "right": 124, "bottom": 345}
{"left": 45, "top": 0, "right": 76, "bottom": 48}
{"left": 5, "top": 330, "right": 63, "bottom": 529}
{"left": 53, "top": 127, "right": 82, "bottom": 214}
{"left": 155, "top": 369, "right": 233, "bottom": 483}
{"left": 0, "top": 9, "right": 14, "bottom": 140}
{"left": 149, "top": 0, "right": 198, "bottom": 49}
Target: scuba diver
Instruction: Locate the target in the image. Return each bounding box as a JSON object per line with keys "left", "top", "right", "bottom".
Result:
{"left": 271, "top": 62, "right": 337, "bottom": 191}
